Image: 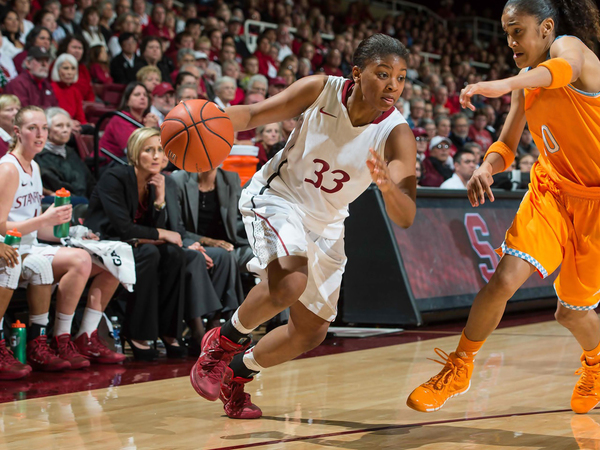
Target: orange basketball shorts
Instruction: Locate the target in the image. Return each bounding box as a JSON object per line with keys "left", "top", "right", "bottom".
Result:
{"left": 498, "top": 162, "right": 600, "bottom": 311}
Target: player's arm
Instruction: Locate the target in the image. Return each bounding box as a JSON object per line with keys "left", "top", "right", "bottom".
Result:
{"left": 367, "top": 123, "right": 416, "bottom": 229}
{"left": 225, "top": 75, "right": 327, "bottom": 132}
{"left": 468, "top": 84, "right": 527, "bottom": 207}
{"left": 504, "top": 36, "right": 585, "bottom": 92}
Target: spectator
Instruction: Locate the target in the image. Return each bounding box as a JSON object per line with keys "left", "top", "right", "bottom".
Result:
{"left": 56, "top": 35, "right": 94, "bottom": 102}
{"left": 482, "top": 104, "right": 497, "bottom": 140}
{"left": 213, "top": 76, "right": 236, "bottom": 109}
{"left": 415, "top": 159, "right": 423, "bottom": 186}
{"left": 468, "top": 108, "right": 493, "bottom": 152}
{"left": 518, "top": 153, "right": 536, "bottom": 173}
{"left": 240, "top": 55, "right": 259, "bottom": 88}
{"left": 319, "top": 49, "right": 343, "bottom": 77}
{"left": 235, "top": 92, "right": 265, "bottom": 142}
{"left": 435, "top": 115, "right": 451, "bottom": 137}
{"left": 107, "top": 12, "right": 136, "bottom": 57}
{"left": 179, "top": 62, "right": 213, "bottom": 100}
{"left": 464, "top": 141, "right": 483, "bottom": 166}
{"left": 2, "top": 11, "right": 24, "bottom": 51}
{"left": 256, "top": 122, "right": 282, "bottom": 167}
{"left": 267, "top": 76, "right": 287, "bottom": 98}
{"left": 412, "top": 127, "right": 428, "bottom": 162}
{"left": 13, "top": 0, "right": 33, "bottom": 45}
{"left": 85, "top": 127, "right": 186, "bottom": 361}
{"left": 440, "top": 150, "right": 477, "bottom": 189}
{"left": 149, "top": 82, "right": 174, "bottom": 125}
{"left": 206, "top": 28, "right": 222, "bottom": 62}
{"left": 246, "top": 74, "right": 268, "bottom": 97}
{"left": 433, "top": 85, "right": 459, "bottom": 115}
{"left": 423, "top": 102, "right": 434, "bottom": 121}
{"left": 275, "top": 24, "right": 292, "bottom": 61}
{"left": 114, "top": 0, "right": 131, "bottom": 21}
{"left": 96, "top": 0, "right": 114, "bottom": 41}
{"left": 177, "top": 3, "right": 197, "bottom": 34}
{"left": 13, "top": 26, "right": 53, "bottom": 75}
{"left": 407, "top": 98, "right": 425, "bottom": 128}
{"left": 517, "top": 127, "right": 539, "bottom": 157}
{"left": 421, "top": 136, "right": 454, "bottom": 187}
{"left": 99, "top": 82, "right": 158, "bottom": 160}
{"left": 88, "top": 44, "right": 112, "bottom": 83}
{"left": 0, "top": 33, "right": 18, "bottom": 85}
{"left": 110, "top": 32, "right": 145, "bottom": 84}
{"left": 449, "top": 113, "right": 471, "bottom": 152}
{"left": 281, "top": 116, "right": 297, "bottom": 142}
{"left": 227, "top": 17, "right": 250, "bottom": 59}
{"left": 136, "top": 65, "right": 161, "bottom": 94}
{"left": 222, "top": 60, "right": 244, "bottom": 105}
{"left": 0, "top": 94, "right": 19, "bottom": 157}
{"left": 140, "top": 36, "right": 172, "bottom": 84}
{"left": 0, "top": 105, "right": 124, "bottom": 369}
{"left": 57, "top": 0, "right": 82, "bottom": 38}
{"left": 254, "top": 33, "right": 277, "bottom": 78}
{"left": 80, "top": 6, "right": 107, "bottom": 50}
{"left": 422, "top": 119, "right": 437, "bottom": 140}
{"left": 50, "top": 53, "right": 90, "bottom": 132}
{"left": 171, "top": 167, "right": 248, "bottom": 351}
{"left": 35, "top": 107, "right": 94, "bottom": 200}
{"left": 173, "top": 47, "right": 195, "bottom": 76}
{"left": 132, "top": 0, "right": 148, "bottom": 27}
{"left": 143, "top": 4, "right": 170, "bottom": 41}
{"left": 175, "top": 82, "right": 197, "bottom": 103}
{"left": 5, "top": 46, "right": 58, "bottom": 109}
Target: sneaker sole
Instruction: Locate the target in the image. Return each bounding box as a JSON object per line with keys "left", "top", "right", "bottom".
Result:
{"left": 406, "top": 381, "right": 471, "bottom": 413}
{"left": 190, "top": 360, "right": 220, "bottom": 402}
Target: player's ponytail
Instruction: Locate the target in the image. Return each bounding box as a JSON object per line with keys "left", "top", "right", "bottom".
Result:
{"left": 504, "top": 0, "right": 600, "bottom": 49}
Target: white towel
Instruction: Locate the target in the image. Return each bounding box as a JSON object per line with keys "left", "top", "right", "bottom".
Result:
{"left": 61, "top": 236, "right": 136, "bottom": 292}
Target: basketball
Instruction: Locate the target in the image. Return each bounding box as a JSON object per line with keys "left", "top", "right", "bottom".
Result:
{"left": 160, "top": 99, "right": 234, "bottom": 172}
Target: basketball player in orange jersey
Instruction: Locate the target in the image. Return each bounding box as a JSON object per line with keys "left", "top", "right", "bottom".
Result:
{"left": 190, "top": 34, "right": 417, "bottom": 419}
{"left": 407, "top": 0, "right": 600, "bottom": 414}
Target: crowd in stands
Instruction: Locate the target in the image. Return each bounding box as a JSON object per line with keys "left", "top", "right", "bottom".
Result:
{"left": 0, "top": 0, "right": 546, "bottom": 377}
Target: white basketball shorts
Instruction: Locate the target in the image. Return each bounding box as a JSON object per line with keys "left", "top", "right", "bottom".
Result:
{"left": 240, "top": 192, "right": 347, "bottom": 322}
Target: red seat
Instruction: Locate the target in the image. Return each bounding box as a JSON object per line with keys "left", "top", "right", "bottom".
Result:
{"left": 73, "top": 132, "right": 95, "bottom": 159}
{"left": 101, "top": 83, "right": 126, "bottom": 107}
{"left": 84, "top": 103, "right": 116, "bottom": 130}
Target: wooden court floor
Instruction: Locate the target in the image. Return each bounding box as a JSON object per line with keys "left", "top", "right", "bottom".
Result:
{"left": 2, "top": 319, "right": 599, "bottom": 449}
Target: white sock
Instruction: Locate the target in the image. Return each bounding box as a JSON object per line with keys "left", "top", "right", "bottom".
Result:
{"left": 29, "top": 312, "right": 49, "bottom": 326}
{"left": 75, "top": 308, "right": 103, "bottom": 338}
{"left": 231, "top": 309, "right": 255, "bottom": 335}
{"left": 243, "top": 347, "right": 265, "bottom": 373}
{"left": 54, "top": 312, "right": 74, "bottom": 336}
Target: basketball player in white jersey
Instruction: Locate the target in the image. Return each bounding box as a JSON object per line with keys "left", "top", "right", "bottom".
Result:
{"left": 0, "top": 106, "right": 125, "bottom": 372}
{"left": 191, "top": 34, "right": 417, "bottom": 419}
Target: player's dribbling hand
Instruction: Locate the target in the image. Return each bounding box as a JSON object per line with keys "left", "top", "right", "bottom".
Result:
{"left": 367, "top": 149, "right": 393, "bottom": 193}
{"left": 460, "top": 80, "right": 512, "bottom": 111}
{"left": 467, "top": 162, "right": 495, "bottom": 207}
{"left": 0, "top": 243, "right": 19, "bottom": 268}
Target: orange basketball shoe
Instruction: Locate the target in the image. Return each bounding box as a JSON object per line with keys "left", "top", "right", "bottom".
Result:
{"left": 571, "top": 354, "right": 600, "bottom": 414}
{"left": 219, "top": 367, "right": 262, "bottom": 419}
{"left": 406, "top": 348, "right": 473, "bottom": 412}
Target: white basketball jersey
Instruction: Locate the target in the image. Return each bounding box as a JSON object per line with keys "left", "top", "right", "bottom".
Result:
{"left": 245, "top": 76, "right": 406, "bottom": 239}
{"left": 0, "top": 153, "right": 43, "bottom": 246}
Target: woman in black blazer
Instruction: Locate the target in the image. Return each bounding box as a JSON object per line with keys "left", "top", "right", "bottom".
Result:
{"left": 85, "top": 127, "right": 187, "bottom": 360}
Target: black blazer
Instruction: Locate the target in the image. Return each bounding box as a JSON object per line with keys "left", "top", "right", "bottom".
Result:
{"left": 170, "top": 169, "right": 248, "bottom": 248}
{"left": 85, "top": 165, "right": 185, "bottom": 240}
{"left": 110, "top": 53, "right": 146, "bottom": 85}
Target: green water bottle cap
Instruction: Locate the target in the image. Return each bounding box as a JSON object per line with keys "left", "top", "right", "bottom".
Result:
{"left": 6, "top": 229, "right": 21, "bottom": 238}
{"left": 11, "top": 320, "right": 25, "bottom": 328}
{"left": 55, "top": 188, "right": 71, "bottom": 197}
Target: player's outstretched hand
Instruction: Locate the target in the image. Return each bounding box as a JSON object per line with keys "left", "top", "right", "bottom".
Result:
{"left": 460, "top": 80, "right": 512, "bottom": 111}
{"left": 467, "top": 163, "right": 495, "bottom": 207}
{"left": 367, "top": 149, "right": 393, "bottom": 193}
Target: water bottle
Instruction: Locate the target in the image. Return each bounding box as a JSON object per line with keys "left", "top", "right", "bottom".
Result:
{"left": 53, "top": 188, "right": 71, "bottom": 238}
{"left": 10, "top": 320, "right": 26, "bottom": 364}
{"left": 111, "top": 316, "right": 123, "bottom": 354}
{"left": 4, "top": 229, "right": 21, "bottom": 249}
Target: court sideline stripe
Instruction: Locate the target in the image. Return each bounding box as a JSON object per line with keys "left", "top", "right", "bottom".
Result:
{"left": 204, "top": 408, "right": 573, "bottom": 450}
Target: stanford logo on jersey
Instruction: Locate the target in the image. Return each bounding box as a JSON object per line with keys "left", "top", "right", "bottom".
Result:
{"left": 15, "top": 192, "right": 42, "bottom": 208}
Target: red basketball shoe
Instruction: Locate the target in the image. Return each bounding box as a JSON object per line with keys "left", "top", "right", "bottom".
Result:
{"left": 27, "top": 334, "right": 71, "bottom": 371}
{"left": 51, "top": 334, "right": 91, "bottom": 370}
{"left": 0, "top": 339, "right": 31, "bottom": 380}
{"left": 190, "top": 327, "right": 249, "bottom": 401}
{"left": 219, "top": 367, "right": 262, "bottom": 419}
{"left": 73, "top": 330, "right": 126, "bottom": 364}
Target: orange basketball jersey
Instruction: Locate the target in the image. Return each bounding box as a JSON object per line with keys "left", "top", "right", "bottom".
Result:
{"left": 524, "top": 83, "right": 600, "bottom": 188}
